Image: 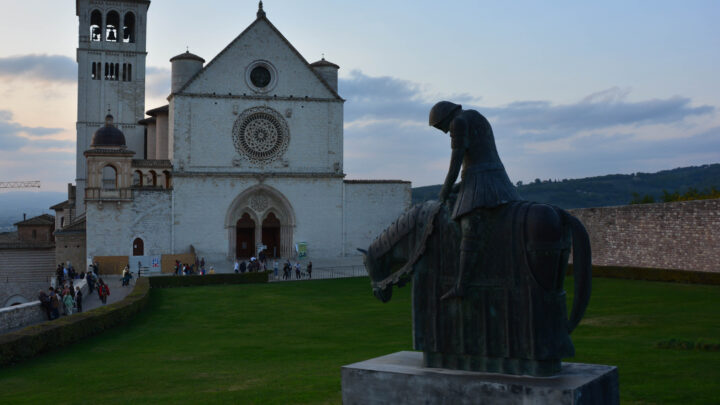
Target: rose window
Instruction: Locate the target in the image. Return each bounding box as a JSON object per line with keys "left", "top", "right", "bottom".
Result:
{"left": 232, "top": 107, "right": 289, "bottom": 164}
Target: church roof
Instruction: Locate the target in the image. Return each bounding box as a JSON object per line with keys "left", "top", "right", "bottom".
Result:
{"left": 146, "top": 105, "right": 169, "bottom": 117}
{"left": 170, "top": 51, "right": 206, "bottom": 63}
{"left": 91, "top": 115, "right": 126, "bottom": 148}
{"left": 310, "top": 58, "right": 340, "bottom": 69}
{"left": 50, "top": 200, "right": 72, "bottom": 211}
{"left": 14, "top": 214, "right": 55, "bottom": 227}
{"left": 55, "top": 216, "right": 86, "bottom": 235}
{"left": 173, "top": 4, "right": 343, "bottom": 101}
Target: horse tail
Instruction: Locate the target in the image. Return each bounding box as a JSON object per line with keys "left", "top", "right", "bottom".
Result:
{"left": 560, "top": 209, "right": 592, "bottom": 333}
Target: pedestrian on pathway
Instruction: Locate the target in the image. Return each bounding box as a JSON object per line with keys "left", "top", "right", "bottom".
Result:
{"left": 38, "top": 290, "right": 51, "bottom": 320}
{"left": 98, "top": 279, "right": 110, "bottom": 304}
{"left": 273, "top": 261, "right": 279, "bottom": 280}
{"left": 307, "top": 261, "right": 312, "bottom": 279}
{"left": 63, "top": 290, "right": 74, "bottom": 316}
{"left": 48, "top": 287, "right": 60, "bottom": 320}
{"left": 75, "top": 286, "right": 83, "bottom": 313}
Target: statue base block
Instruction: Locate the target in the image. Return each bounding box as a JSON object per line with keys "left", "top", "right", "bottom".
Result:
{"left": 341, "top": 351, "right": 618, "bottom": 405}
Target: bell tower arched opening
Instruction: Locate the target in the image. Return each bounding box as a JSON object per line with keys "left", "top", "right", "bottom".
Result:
{"left": 105, "top": 11, "right": 120, "bottom": 42}
{"left": 236, "top": 213, "right": 256, "bottom": 258}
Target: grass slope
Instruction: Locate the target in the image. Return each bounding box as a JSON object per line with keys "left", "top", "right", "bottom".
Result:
{"left": 0, "top": 277, "right": 718, "bottom": 404}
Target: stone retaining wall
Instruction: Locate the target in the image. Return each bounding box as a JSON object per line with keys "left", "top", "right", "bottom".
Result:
{"left": 569, "top": 198, "right": 719, "bottom": 273}
{"left": 0, "top": 278, "right": 88, "bottom": 333}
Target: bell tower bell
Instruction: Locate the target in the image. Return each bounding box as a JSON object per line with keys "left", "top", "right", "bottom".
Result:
{"left": 75, "top": 0, "right": 150, "bottom": 213}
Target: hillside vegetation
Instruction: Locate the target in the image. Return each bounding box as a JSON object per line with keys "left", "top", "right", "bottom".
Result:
{"left": 412, "top": 163, "right": 720, "bottom": 208}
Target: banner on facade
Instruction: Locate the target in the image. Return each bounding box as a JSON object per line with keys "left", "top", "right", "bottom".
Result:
{"left": 297, "top": 242, "right": 308, "bottom": 259}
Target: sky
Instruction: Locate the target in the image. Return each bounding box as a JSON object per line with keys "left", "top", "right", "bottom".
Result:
{"left": 0, "top": 0, "right": 719, "bottom": 192}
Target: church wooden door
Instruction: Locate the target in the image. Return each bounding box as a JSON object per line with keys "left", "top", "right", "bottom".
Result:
{"left": 133, "top": 238, "right": 144, "bottom": 256}
{"left": 261, "top": 212, "right": 281, "bottom": 258}
{"left": 236, "top": 213, "right": 255, "bottom": 258}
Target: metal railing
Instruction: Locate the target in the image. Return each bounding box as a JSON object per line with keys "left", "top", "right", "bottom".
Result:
{"left": 269, "top": 265, "right": 368, "bottom": 282}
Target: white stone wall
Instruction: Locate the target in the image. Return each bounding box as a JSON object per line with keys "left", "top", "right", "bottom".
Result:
{"left": 171, "top": 96, "right": 343, "bottom": 174}
{"left": 171, "top": 176, "right": 344, "bottom": 261}
{"left": 86, "top": 190, "right": 172, "bottom": 259}
{"left": 343, "top": 181, "right": 413, "bottom": 253}
{"left": 182, "top": 20, "right": 336, "bottom": 99}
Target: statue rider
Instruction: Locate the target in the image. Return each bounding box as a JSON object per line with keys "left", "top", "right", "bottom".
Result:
{"left": 429, "top": 101, "right": 520, "bottom": 299}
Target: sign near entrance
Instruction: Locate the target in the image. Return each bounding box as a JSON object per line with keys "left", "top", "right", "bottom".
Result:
{"left": 297, "top": 242, "right": 308, "bottom": 259}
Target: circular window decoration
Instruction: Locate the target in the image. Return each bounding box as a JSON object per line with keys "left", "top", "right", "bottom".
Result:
{"left": 245, "top": 60, "right": 277, "bottom": 93}
{"left": 250, "top": 66, "right": 271, "bottom": 88}
{"left": 232, "top": 107, "right": 289, "bottom": 164}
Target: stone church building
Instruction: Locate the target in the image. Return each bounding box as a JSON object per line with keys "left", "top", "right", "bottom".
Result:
{"left": 53, "top": 0, "right": 410, "bottom": 272}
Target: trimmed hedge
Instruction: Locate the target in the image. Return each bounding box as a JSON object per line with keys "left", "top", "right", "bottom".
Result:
{"left": 567, "top": 264, "right": 720, "bottom": 285}
{"left": 0, "top": 277, "right": 151, "bottom": 367}
{"left": 148, "top": 271, "right": 269, "bottom": 288}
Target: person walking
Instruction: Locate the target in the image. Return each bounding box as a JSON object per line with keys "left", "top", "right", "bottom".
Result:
{"left": 234, "top": 259, "right": 240, "bottom": 273}
{"left": 273, "top": 261, "right": 279, "bottom": 280}
{"left": 307, "top": 261, "right": 312, "bottom": 279}
{"left": 48, "top": 287, "right": 60, "bottom": 320}
{"left": 75, "top": 286, "right": 83, "bottom": 313}
{"left": 38, "top": 290, "right": 52, "bottom": 320}
{"left": 98, "top": 279, "right": 110, "bottom": 304}
{"left": 63, "top": 290, "right": 75, "bottom": 316}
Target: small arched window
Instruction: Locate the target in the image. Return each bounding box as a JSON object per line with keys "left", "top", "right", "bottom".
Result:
{"left": 115, "top": 63, "right": 120, "bottom": 81}
{"left": 163, "top": 170, "right": 172, "bottom": 189}
{"left": 32, "top": 229, "right": 37, "bottom": 239}
{"left": 102, "top": 165, "right": 117, "bottom": 189}
{"left": 148, "top": 170, "right": 158, "bottom": 187}
{"left": 123, "top": 12, "right": 136, "bottom": 43}
{"left": 133, "top": 237, "right": 144, "bottom": 256}
{"left": 132, "top": 170, "right": 143, "bottom": 186}
{"left": 90, "top": 10, "right": 102, "bottom": 42}
{"left": 60, "top": 217, "right": 65, "bottom": 228}
{"left": 106, "top": 11, "right": 120, "bottom": 42}
{"left": 91, "top": 62, "right": 97, "bottom": 80}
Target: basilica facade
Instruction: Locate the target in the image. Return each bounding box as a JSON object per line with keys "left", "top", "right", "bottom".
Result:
{"left": 52, "top": 1, "right": 410, "bottom": 271}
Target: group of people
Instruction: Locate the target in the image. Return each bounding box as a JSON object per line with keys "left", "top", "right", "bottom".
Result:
{"left": 37, "top": 262, "right": 113, "bottom": 321}
{"left": 280, "top": 260, "right": 312, "bottom": 280}
{"left": 38, "top": 278, "right": 83, "bottom": 320}
{"left": 234, "top": 257, "right": 264, "bottom": 273}
{"left": 174, "top": 258, "right": 215, "bottom": 276}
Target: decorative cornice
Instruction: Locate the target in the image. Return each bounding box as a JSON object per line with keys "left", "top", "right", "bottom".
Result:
{"left": 173, "top": 171, "right": 346, "bottom": 179}
{"left": 172, "top": 93, "right": 344, "bottom": 103}
{"left": 132, "top": 159, "right": 172, "bottom": 168}
{"left": 344, "top": 179, "right": 411, "bottom": 184}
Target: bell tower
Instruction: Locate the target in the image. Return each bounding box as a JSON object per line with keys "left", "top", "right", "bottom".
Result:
{"left": 75, "top": 0, "right": 150, "bottom": 213}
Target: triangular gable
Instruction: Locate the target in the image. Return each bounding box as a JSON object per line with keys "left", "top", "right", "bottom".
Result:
{"left": 175, "top": 15, "right": 342, "bottom": 101}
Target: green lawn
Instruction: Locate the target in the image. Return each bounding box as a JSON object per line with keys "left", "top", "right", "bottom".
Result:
{"left": 0, "top": 277, "right": 718, "bottom": 404}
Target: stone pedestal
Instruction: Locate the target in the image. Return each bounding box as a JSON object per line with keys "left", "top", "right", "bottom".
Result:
{"left": 341, "top": 351, "right": 618, "bottom": 405}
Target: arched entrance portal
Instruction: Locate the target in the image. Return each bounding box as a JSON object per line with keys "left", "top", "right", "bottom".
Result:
{"left": 225, "top": 185, "right": 296, "bottom": 260}
{"left": 262, "top": 212, "right": 281, "bottom": 257}
{"left": 236, "top": 213, "right": 256, "bottom": 258}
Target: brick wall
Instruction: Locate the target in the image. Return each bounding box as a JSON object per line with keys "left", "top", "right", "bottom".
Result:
{"left": 569, "top": 198, "right": 720, "bottom": 273}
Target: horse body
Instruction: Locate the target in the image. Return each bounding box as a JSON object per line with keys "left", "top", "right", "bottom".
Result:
{"left": 361, "top": 198, "right": 591, "bottom": 376}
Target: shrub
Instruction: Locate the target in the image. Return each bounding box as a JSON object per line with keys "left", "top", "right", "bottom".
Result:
{"left": 0, "top": 277, "right": 150, "bottom": 367}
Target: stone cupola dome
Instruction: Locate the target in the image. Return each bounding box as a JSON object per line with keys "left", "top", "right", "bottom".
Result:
{"left": 91, "top": 115, "right": 126, "bottom": 148}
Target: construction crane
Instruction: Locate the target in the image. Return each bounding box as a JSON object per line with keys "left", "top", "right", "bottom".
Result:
{"left": 0, "top": 181, "right": 41, "bottom": 189}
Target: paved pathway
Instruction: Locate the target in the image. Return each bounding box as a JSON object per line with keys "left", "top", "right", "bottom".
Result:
{"left": 2, "top": 274, "right": 137, "bottom": 334}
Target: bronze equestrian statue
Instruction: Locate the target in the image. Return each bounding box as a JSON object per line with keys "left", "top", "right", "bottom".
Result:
{"left": 359, "top": 102, "right": 592, "bottom": 377}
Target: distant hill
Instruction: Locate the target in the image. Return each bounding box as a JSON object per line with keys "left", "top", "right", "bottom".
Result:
{"left": 0, "top": 191, "right": 65, "bottom": 232}
{"left": 412, "top": 164, "right": 720, "bottom": 209}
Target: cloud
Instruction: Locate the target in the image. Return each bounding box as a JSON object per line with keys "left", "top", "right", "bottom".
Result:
{"left": 0, "top": 110, "right": 66, "bottom": 151}
{"left": 340, "top": 71, "right": 719, "bottom": 186}
{"left": 0, "top": 54, "right": 75, "bottom": 83}
{"left": 481, "top": 90, "right": 714, "bottom": 139}
{"left": 146, "top": 66, "right": 171, "bottom": 99}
